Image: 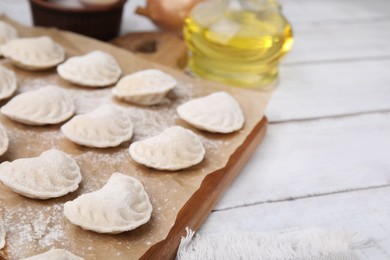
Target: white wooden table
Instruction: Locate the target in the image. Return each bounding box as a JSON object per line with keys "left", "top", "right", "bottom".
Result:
{"left": 1, "top": 0, "right": 390, "bottom": 259}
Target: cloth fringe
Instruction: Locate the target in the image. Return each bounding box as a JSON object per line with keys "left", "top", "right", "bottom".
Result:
{"left": 176, "top": 227, "right": 372, "bottom": 260}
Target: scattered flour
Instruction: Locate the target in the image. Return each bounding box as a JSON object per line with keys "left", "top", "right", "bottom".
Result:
{"left": 0, "top": 50, "right": 248, "bottom": 258}
{"left": 3, "top": 204, "right": 67, "bottom": 259}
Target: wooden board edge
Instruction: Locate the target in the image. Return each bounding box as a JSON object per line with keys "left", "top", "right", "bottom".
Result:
{"left": 141, "top": 117, "right": 268, "bottom": 260}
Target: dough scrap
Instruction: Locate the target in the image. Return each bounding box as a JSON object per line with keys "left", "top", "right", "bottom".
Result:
{"left": 61, "top": 105, "right": 133, "bottom": 148}
{"left": 112, "top": 69, "right": 177, "bottom": 106}
{"left": 0, "top": 21, "right": 18, "bottom": 56}
{"left": 0, "top": 149, "right": 82, "bottom": 199}
{"left": 22, "top": 249, "right": 84, "bottom": 260}
{"left": 1, "top": 85, "right": 75, "bottom": 125}
{"left": 0, "top": 123, "right": 9, "bottom": 157}
{"left": 0, "top": 65, "right": 17, "bottom": 101}
{"left": 64, "top": 172, "right": 152, "bottom": 234}
{"left": 129, "top": 126, "right": 205, "bottom": 171}
{"left": 0, "top": 221, "right": 5, "bottom": 250}
{"left": 1, "top": 36, "right": 65, "bottom": 70}
{"left": 57, "top": 50, "right": 121, "bottom": 87}
{"left": 177, "top": 91, "right": 245, "bottom": 133}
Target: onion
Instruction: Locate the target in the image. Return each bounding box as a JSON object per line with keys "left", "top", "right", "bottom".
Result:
{"left": 136, "top": 0, "right": 204, "bottom": 32}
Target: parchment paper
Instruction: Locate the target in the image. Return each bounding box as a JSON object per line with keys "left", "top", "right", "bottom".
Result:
{"left": 0, "top": 15, "right": 273, "bottom": 260}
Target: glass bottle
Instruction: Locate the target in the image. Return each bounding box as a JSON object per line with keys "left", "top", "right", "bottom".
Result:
{"left": 183, "top": 0, "right": 293, "bottom": 88}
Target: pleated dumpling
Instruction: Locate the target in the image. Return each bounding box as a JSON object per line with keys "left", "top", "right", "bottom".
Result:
{"left": 22, "top": 249, "right": 84, "bottom": 260}
{"left": 57, "top": 51, "right": 121, "bottom": 87}
{"left": 112, "top": 69, "right": 177, "bottom": 106}
{"left": 0, "top": 65, "right": 17, "bottom": 101}
{"left": 1, "top": 36, "right": 65, "bottom": 70}
{"left": 0, "top": 123, "right": 9, "bottom": 157}
{"left": 177, "top": 92, "right": 245, "bottom": 133}
{"left": 0, "top": 220, "right": 5, "bottom": 250}
{"left": 0, "top": 21, "right": 18, "bottom": 56}
{"left": 61, "top": 105, "right": 133, "bottom": 148}
{"left": 0, "top": 149, "right": 82, "bottom": 199}
{"left": 64, "top": 172, "right": 152, "bottom": 234}
{"left": 1, "top": 86, "right": 75, "bottom": 125}
{"left": 129, "top": 126, "right": 205, "bottom": 171}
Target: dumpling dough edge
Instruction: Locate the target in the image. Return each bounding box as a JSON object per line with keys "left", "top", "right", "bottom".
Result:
{"left": 0, "top": 221, "right": 5, "bottom": 250}
{"left": 61, "top": 105, "right": 134, "bottom": 148}
{"left": 1, "top": 37, "right": 65, "bottom": 70}
{"left": 0, "top": 124, "right": 9, "bottom": 157}
{"left": 0, "top": 65, "right": 17, "bottom": 100}
{"left": 63, "top": 172, "right": 152, "bottom": 234}
{"left": 0, "top": 149, "right": 82, "bottom": 199}
{"left": 129, "top": 126, "right": 205, "bottom": 171}
{"left": 57, "top": 51, "right": 121, "bottom": 87}
{"left": 0, "top": 86, "right": 75, "bottom": 126}
{"left": 176, "top": 91, "right": 245, "bottom": 134}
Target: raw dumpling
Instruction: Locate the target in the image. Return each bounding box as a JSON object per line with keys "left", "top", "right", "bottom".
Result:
{"left": 177, "top": 92, "right": 245, "bottom": 133}
{"left": 0, "top": 124, "right": 9, "bottom": 157}
{"left": 57, "top": 50, "right": 121, "bottom": 87}
{"left": 0, "top": 221, "right": 5, "bottom": 249}
{"left": 0, "top": 65, "right": 17, "bottom": 100}
{"left": 61, "top": 105, "right": 133, "bottom": 148}
{"left": 1, "top": 36, "right": 65, "bottom": 70}
{"left": 22, "top": 249, "right": 84, "bottom": 260}
{"left": 112, "top": 69, "right": 177, "bottom": 106}
{"left": 1, "top": 86, "right": 75, "bottom": 125}
{"left": 129, "top": 126, "right": 205, "bottom": 171}
{"left": 0, "top": 149, "right": 82, "bottom": 199}
{"left": 64, "top": 172, "right": 152, "bottom": 234}
{"left": 0, "top": 21, "right": 18, "bottom": 56}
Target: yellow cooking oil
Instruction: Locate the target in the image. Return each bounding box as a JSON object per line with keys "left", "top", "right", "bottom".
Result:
{"left": 183, "top": 2, "right": 293, "bottom": 88}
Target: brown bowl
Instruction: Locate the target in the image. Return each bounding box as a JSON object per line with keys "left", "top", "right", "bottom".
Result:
{"left": 29, "top": 0, "right": 127, "bottom": 41}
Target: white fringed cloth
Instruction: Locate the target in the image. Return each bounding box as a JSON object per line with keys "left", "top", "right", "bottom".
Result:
{"left": 177, "top": 228, "right": 371, "bottom": 260}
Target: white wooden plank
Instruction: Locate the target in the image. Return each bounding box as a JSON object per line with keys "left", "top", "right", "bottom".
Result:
{"left": 267, "top": 59, "right": 390, "bottom": 122}
{"left": 284, "top": 18, "right": 390, "bottom": 64}
{"left": 280, "top": 0, "right": 390, "bottom": 24}
{"left": 202, "top": 187, "right": 390, "bottom": 259}
{"left": 215, "top": 112, "right": 390, "bottom": 210}
{"left": 126, "top": 0, "right": 390, "bottom": 65}
{"left": 0, "top": 0, "right": 31, "bottom": 26}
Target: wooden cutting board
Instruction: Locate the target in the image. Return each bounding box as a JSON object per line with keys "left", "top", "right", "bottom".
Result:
{"left": 111, "top": 32, "right": 187, "bottom": 69}
{"left": 0, "top": 15, "right": 271, "bottom": 259}
{"left": 141, "top": 117, "right": 267, "bottom": 259}
{"left": 111, "top": 32, "right": 268, "bottom": 259}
